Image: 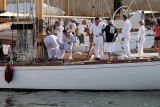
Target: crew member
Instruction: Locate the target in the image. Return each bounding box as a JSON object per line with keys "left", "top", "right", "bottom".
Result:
{"left": 77, "top": 20, "right": 88, "bottom": 45}
{"left": 62, "top": 30, "right": 76, "bottom": 60}
{"left": 90, "top": 17, "right": 104, "bottom": 60}
{"left": 54, "top": 21, "right": 64, "bottom": 43}
{"left": 44, "top": 31, "right": 63, "bottom": 61}
{"left": 0, "top": 40, "right": 4, "bottom": 57}
{"left": 67, "top": 19, "right": 77, "bottom": 35}
{"left": 138, "top": 21, "right": 146, "bottom": 59}
{"left": 104, "top": 20, "right": 119, "bottom": 61}
{"left": 121, "top": 15, "right": 132, "bottom": 57}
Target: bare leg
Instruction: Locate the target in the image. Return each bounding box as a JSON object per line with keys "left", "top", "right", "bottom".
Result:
{"left": 158, "top": 40, "right": 160, "bottom": 57}
{"left": 112, "top": 52, "right": 116, "bottom": 61}
{"left": 154, "top": 40, "right": 159, "bottom": 57}
{"left": 108, "top": 52, "right": 111, "bottom": 61}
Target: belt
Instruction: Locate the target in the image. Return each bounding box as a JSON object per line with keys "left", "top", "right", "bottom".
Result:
{"left": 95, "top": 35, "right": 99, "bottom": 37}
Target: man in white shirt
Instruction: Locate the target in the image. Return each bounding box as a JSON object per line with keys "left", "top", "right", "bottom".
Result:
{"left": 61, "top": 30, "right": 76, "bottom": 60}
{"left": 44, "top": 31, "right": 63, "bottom": 61}
{"left": 141, "top": 11, "right": 145, "bottom": 21}
{"left": 58, "top": 18, "right": 65, "bottom": 26}
{"left": 121, "top": 15, "right": 132, "bottom": 57}
{"left": 88, "top": 19, "right": 95, "bottom": 45}
{"left": 54, "top": 21, "right": 64, "bottom": 43}
{"left": 90, "top": 17, "right": 104, "bottom": 60}
{"left": 77, "top": 20, "right": 88, "bottom": 45}
{"left": 67, "top": 19, "right": 77, "bottom": 35}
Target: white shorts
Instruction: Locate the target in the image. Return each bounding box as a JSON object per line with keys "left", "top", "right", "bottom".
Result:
{"left": 106, "top": 42, "right": 115, "bottom": 53}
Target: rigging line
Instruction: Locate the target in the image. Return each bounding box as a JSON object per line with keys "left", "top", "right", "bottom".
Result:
{"left": 133, "top": 0, "right": 138, "bottom": 10}
{"left": 93, "top": 0, "right": 94, "bottom": 17}
{"left": 0, "top": 0, "right": 1, "bottom": 13}
{"left": 73, "top": 0, "right": 75, "bottom": 16}
{"left": 147, "top": 0, "right": 156, "bottom": 23}
{"left": 78, "top": 0, "right": 80, "bottom": 16}
{"left": 68, "top": 0, "right": 70, "bottom": 16}
{"left": 124, "top": 0, "right": 134, "bottom": 14}
{"left": 17, "top": 0, "right": 19, "bottom": 22}
{"left": 103, "top": 0, "right": 112, "bottom": 19}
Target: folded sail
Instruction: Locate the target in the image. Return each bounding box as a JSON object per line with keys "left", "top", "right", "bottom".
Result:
{"left": 114, "top": 11, "right": 141, "bottom": 29}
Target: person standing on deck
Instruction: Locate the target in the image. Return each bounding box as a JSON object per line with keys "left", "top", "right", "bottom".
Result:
{"left": 67, "top": 19, "right": 78, "bottom": 35}
{"left": 44, "top": 31, "right": 63, "bottom": 61}
{"left": 77, "top": 20, "right": 88, "bottom": 45}
{"left": 138, "top": 21, "right": 146, "bottom": 59}
{"left": 61, "top": 30, "right": 76, "bottom": 60}
{"left": 88, "top": 19, "right": 95, "bottom": 45}
{"left": 54, "top": 21, "right": 64, "bottom": 43}
{"left": 121, "top": 15, "right": 132, "bottom": 57}
{"left": 0, "top": 40, "right": 4, "bottom": 57}
{"left": 90, "top": 17, "right": 104, "bottom": 60}
{"left": 141, "top": 11, "right": 145, "bottom": 22}
{"left": 104, "top": 20, "right": 119, "bottom": 61}
{"left": 153, "top": 19, "right": 160, "bottom": 58}
{"left": 58, "top": 18, "right": 65, "bottom": 26}
{"left": 67, "top": 19, "right": 78, "bottom": 44}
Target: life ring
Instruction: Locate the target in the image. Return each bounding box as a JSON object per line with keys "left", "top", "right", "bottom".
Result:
{"left": 5, "top": 65, "right": 14, "bottom": 84}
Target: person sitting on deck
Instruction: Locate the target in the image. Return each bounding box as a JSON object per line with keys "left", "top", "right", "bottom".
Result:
{"left": 104, "top": 20, "right": 119, "bottom": 61}
{"left": 138, "top": 20, "right": 146, "bottom": 59}
{"left": 44, "top": 31, "right": 64, "bottom": 62}
{"left": 61, "top": 30, "right": 76, "bottom": 60}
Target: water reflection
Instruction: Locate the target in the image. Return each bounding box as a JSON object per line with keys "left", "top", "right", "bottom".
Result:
{"left": 0, "top": 91, "right": 160, "bottom": 107}
{"left": 5, "top": 97, "right": 14, "bottom": 107}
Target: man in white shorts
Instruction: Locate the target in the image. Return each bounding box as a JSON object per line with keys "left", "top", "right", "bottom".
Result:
{"left": 104, "top": 20, "right": 118, "bottom": 61}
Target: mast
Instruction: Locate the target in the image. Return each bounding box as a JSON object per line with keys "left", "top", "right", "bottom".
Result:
{"left": 36, "top": 0, "right": 45, "bottom": 58}
{"left": 0, "top": 0, "right": 6, "bottom": 13}
{"left": 16, "top": 0, "right": 19, "bottom": 22}
{"left": 65, "top": 0, "right": 69, "bottom": 16}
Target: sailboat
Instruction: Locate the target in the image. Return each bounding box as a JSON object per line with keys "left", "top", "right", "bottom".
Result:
{"left": 0, "top": 0, "right": 160, "bottom": 90}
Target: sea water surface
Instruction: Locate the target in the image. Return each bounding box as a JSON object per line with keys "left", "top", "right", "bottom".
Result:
{"left": 0, "top": 90, "right": 160, "bottom": 107}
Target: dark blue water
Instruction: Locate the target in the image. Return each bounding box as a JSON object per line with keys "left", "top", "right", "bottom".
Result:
{"left": 0, "top": 91, "right": 160, "bottom": 107}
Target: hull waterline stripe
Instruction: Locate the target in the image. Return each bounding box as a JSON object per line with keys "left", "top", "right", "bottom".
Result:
{"left": 0, "top": 63, "right": 159, "bottom": 71}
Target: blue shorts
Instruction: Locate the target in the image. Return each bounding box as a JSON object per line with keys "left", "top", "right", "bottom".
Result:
{"left": 154, "top": 37, "right": 160, "bottom": 41}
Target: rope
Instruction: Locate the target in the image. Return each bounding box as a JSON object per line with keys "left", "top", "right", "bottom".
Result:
{"left": 124, "top": 0, "right": 134, "bottom": 15}
{"left": 147, "top": 0, "right": 156, "bottom": 23}
{"left": 103, "top": 0, "right": 112, "bottom": 19}
{"left": 134, "top": 0, "right": 138, "bottom": 10}
{"left": 73, "top": 0, "right": 75, "bottom": 16}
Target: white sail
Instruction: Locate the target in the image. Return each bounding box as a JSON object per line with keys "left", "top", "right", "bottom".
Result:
{"left": 114, "top": 11, "right": 141, "bottom": 29}
{"left": 123, "top": 0, "right": 160, "bottom": 11}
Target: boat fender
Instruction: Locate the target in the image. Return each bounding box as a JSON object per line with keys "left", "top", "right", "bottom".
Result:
{"left": 5, "top": 65, "right": 14, "bottom": 84}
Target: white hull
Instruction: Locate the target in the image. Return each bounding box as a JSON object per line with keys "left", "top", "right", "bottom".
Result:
{"left": 0, "top": 61, "right": 160, "bottom": 90}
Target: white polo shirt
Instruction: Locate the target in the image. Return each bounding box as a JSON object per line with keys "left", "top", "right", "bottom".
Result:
{"left": 68, "top": 23, "right": 77, "bottom": 32}
{"left": 122, "top": 19, "right": 132, "bottom": 37}
{"left": 90, "top": 23, "right": 103, "bottom": 37}
{"left": 78, "top": 24, "right": 87, "bottom": 34}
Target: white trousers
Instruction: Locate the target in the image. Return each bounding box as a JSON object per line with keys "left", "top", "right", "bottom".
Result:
{"left": 44, "top": 38, "right": 62, "bottom": 59}
{"left": 61, "top": 42, "right": 73, "bottom": 60}
{"left": 106, "top": 42, "right": 115, "bottom": 53}
{"left": 138, "top": 39, "right": 145, "bottom": 57}
{"left": 93, "top": 36, "right": 104, "bottom": 58}
{"left": 123, "top": 36, "right": 131, "bottom": 57}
